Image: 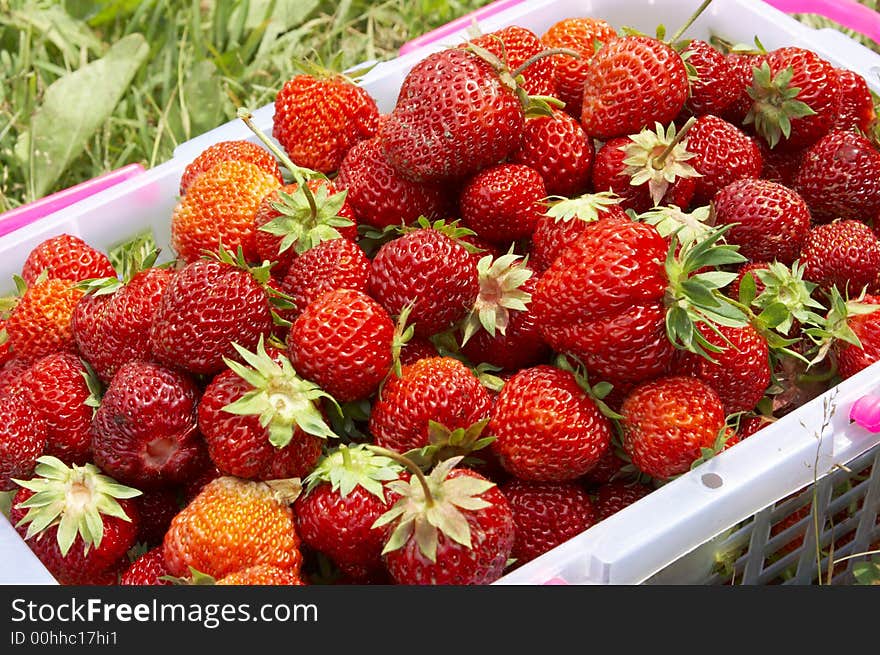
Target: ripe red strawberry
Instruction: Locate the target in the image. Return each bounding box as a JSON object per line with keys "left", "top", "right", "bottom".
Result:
{"left": 836, "top": 294, "right": 880, "bottom": 380}
{"left": 722, "top": 51, "right": 767, "bottom": 125}
{"left": 19, "top": 352, "right": 95, "bottom": 465}
{"left": 379, "top": 48, "right": 525, "bottom": 183}
{"left": 686, "top": 114, "right": 763, "bottom": 204}
{"left": 738, "top": 414, "right": 775, "bottom": 439}
{"left": 253, "top": 179, "right": 357, "bottom": 280}
{"left": 756, "top": 137, "right": 804, "bottom": 188}
{"left": 0, "top": 390, "right": 47, "bottom": 490}
{"left": 120, "top": 546, "right": 172, "bottom": 586}
{"left": 294, "top": 445, "right": 401, "bottom": 579}
{"left": 376, "top": 459, "right": 515, "bottom": 585}
{"left": 288, "top": 288, "right": 394, "bottom": 402}
{"left": 800, "top": 220, "right": 880, "bottom": 293}
{"left": 0, "top": 358, "right": 30, "bottom": 396}
{"left": 712, "top": 177, "right": 811, "bottom": 264}
{"left": 831, "top": 68, "right": 876, "bottom": 133}
{"left": 10, "top": 457, "right": 141, "bottom": 585}
{"left": 540, "top": 17, "right": 618, "bottom": 118}
{"left": 620, "top": 376, "right": 726, "bottom": 480}
{"left": 149, "top": 258, "right": 273, "bottom": 376}
{"left": 794, "top": 130, "right": 880, "bottom": 223}
{"left": 273, "top": 72, "right": 379, "bottom": 174}
{"left": 91, "top": 360, "right": 204, "bottom": 489}
{"left": 501, "top": 478, "right": 596, "bottom": 565}
{"left": 489, "top": 365, "right": 611, "bottom": 480}
{"left": 508, "top": 109, "right": 594, "bottom": 197}
{"left": 280, "top": 237, "right": 371, "bottom": 318}
{"left": 467, "top": 25, "right": 557, "bottom": 97}
{"left": 72, "top": 266, "right": 175, "bottom": 384}
{"left": 368, "top": 227, "right": 478, "bottom": 338}
{"left": 580, "top": 35, "right": 689, "bottom": 140}
{"left": 397, "top": 337, "right": 439, "bottom": 367}
{"left": 335, "top": 137, "right": 451, "bottom": 229}
{"left": 163, "top": 476, "right": 303, "bottom": 579}
{"left": 459, "top": 163, "right": 546, "bottom": 244}
{"left": 134, "top": 488, "right": 181, "bottom": 547}
{"left": 20, "top": 234, "right": 115, "bottom": 286}
{"left": 0, "top": 319, "right": 10, "bottom": 368}
{"left": 594, "top": 481, "right": 653, "bottom": 521}
{"left": 682, "top": 40, "right": 739, "bottom": 117}
{"left": 581, "top": 448, "right": 629, "bottom": 487}
{"left": 672, "top": 323, "right": 771, "bottom": 414}
{"left": 179, "top": 140, "right": 282, "bottom": 196}
{"left": 4, "top": 278, "right": 84, "bottom": 364}
{"left": 171, "top": 159, "right": 281, "bottom": 263}
{"left": 369, "top": 356, "right": 492, "bottom": 454}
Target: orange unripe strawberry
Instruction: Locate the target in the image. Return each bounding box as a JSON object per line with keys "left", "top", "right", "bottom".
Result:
{"left": 216, "top": 565, "right": 305, "bottom": 585}
{"left": 5, "top": 278, "right": 84, "bottom": 364}
{"left": 179, "top": 140, "right": 282, "bottom": 196}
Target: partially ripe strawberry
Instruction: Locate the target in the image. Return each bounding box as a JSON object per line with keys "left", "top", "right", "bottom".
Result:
{"left": 594, "top": 481, "right": 653, "bottom": 521}
{"left": 216, "top": 565, "right": 305, "bottom": 585}
{"left": 21, "top": 234, "right": 115, "bottom": 286}
{"left": 687, "top": 114, "right": 763, "bottom": 205}
{"left": 0, "top": 390, "right": 47, "bottom": 490}
{"left": 800, "top": 220, "right": 880, "bottom": 293}
{"left": 5, "top": 278, "right": 84, "bottom": 364}
{"left": 120, "top": 546, "right": 172, "bottom": 586}
{"left": 459, "top": 163, "right": 546, "bottom": 244}
{"left": 179, "top": 140, "right": 282, "bottom": 196}
{"left": 682, "top": 40, "right": 739, "bottom": 117}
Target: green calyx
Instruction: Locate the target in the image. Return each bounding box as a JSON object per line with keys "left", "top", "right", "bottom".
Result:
{"left": 12, "top": 456, "right": 142, "bottom": 557}
{"left": 743, "top": 261, "right": 826, "bottom": 337}
{"left": 162, "top": 566, "right": 219, "bottom": 586}
{"left": 78, "top": 230, "right": 164, "bottom": 297}
{"left": 803, "top": 287, "right": 880, "bottom": 367}
{"left": 303, "top": 443, "right": 402, "bottom": 500}
{"left": 461, "top": 252, "right": 533, "bottom": 346}
{"left": 221, "top": 336, "right": 341, "bottom": 448}
{"left": 371, "top": 453, "right": 496, "bottom": 563}
{"left": 260, "top": 183, "right": 354, "bottom": 257}
{"left": 621, "top": 120, "right": 701, "bottom": 207}
{"left": 402, "top": 418, "right": 496, "bottom": 471}
{"left": 744, "top": 61, "right": 816, "bottom": 149}
{"left": 390, "top": 302, "right": 417, "bottom": 379}
{"left": 542, "top": 191, "right": 622, "bottom": 225}
{"left": 638, "top": 204, "right": 712, "bottom": 245}
{"left": 555, "top": 354, "right": 623, "bottom": 421}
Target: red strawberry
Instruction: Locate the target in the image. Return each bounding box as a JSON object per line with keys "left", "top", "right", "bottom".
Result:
{"left": 459, "top": 163, "right": 546, "bottom": 244}
{"left": 20, "top": 234, "right": 115, "bottom": 286}
{"left": 19, "top": 352, "right": 96, "bottom": 465}
{"left": 467, "top": 25, "right": 557, "bottom": 97}
{"left": 581, "top": 448, "right": 629, "bottom": 487}
{"left": 0, "top": 319, "right": 10, "bottom": 368}
{"left": 0, "top": 390, "right": 47, "bottom": 490}
{"left": 135, "top": 488, "right": 182, "bottom": 546}
{"left": 682, "top": 40, "right": 739, "bottom": 117}
{"left": 738, "top": 414, "right": 775, "bottom": 439}
{"left": 686, "top": 114, "right": 763, "bottom": 204}
{"left": 620, "top": 376, "right": 726, "bottom": 480}
{"left": 288, "top": 288, "right": 394, "bottom": 402}
{"left": 794, "top": 130, "right": 880, "bottom": 224}
{"left": 508, "top": 109, "right": 594, "bottom": 197}
{"left": 712, "top": 177, "right": 811, "bottom": 264}
{"left": 489, "top": 365, "right": 611, "bottom": 481}
{"left": 397, "top": 337, "right": 439, "bottom": 367}
{"left": 10, "top": 457, "right": 141, "bottom": 585}
{"left": 580, "top": 35, "right": 689, "bottom": 140}
{"left": 120, "top": 546, "right": 172, "bottom": 586}
{"left": 501, "top": 478, "right": 596, "bottom": 565}
{"left": 756, "top": 137, "right": 804, "bottom": 188}
{"left": 722, "top": 51, "right": 767, "bottom": 125}
{"left": 280, "top": 237, "right": 371, "bottom": 318}
{"left": 179, "top": 140, "right": 282, "bottom": 196}
{"left": 90, "top": 361, "right": 204, "bottom": 489}
{"left": 273, "top": 72, "right": 379, "bottom": 174}
{"left": 0, "top": 358, "right": 30, "bottom": 396}
{"left": 594, "top": 481, "right": 653, "bottom": 521}
{"left": 368, "top": 227, "right": 478, "bottom": 338}
{"left": 836, "top": 294, "right": 880, "bottom": 380}
{"left": 376, "top": 459, "right": 515, "bottom": 585}
{"left": 380, "top": 48, "right": 525, "bottom": 183}
{"left": 5, "top": 278, "right": 84, "bottom": 364}
{"left": 831, "top": 68, "right": 876, "bottom": 133}
{"left": 369, "top": 356, "right": 492, "bottom": 454}
{"left": 149, "top": 257, "right": 273, "bottom": 376}
{"left": 800, "top": 220, "right": 880, "bottom": 293}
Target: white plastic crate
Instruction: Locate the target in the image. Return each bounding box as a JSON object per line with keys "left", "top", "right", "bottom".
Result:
{"left": 3, "top": 0, "right": 880, "bottom": 585}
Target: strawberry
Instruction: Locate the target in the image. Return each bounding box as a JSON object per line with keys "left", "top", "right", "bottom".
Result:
{"left": 467, "top": 25, "right": 557, "bottom": 97}
{"left": 171, "top": 159, "right": 281, "bottom": 263}
{"left": 10, "top": 456, "right": 141, "bottom": 585}
{"left": 19, "top": 352, "right": 97, "bottom": 465}
{"left": 369, "top": 356, "right": 492, "bottom": 454}
{"left": 581, "top": 448, "right": 629, "bottom": 487}
{"left": 800, "top": 220, "right": 880, "bottom": 293}
{"left": 280, "top": 237, "right": 371, "bottom": 318}
{"left": 682, "top": 40, "right": 739, "bottom": 117}
{"left": 294, "top": 445, "right": 402, "bottom": 579}
{"left": 508, "top": 109, "right": 594, "bottom": 197}
{"left": 686, "top": 114, "right": 763, "bottom": 205}
{"left": 722, "top": 51, "right": 768, "bottom": 125}
{"left": 540, "top": 17, "right": 618, "bottom": 118}
{"left": 178, "top": 139, "right": 283, "bottom": 196}
{"left": 134, "top": 488, "right": 181, "bottom": 547}
{"left": 288, "top": 288, "right": 394, "bottom": 402}
{"left": 216, "top": 565, "right": 305, "bottom": 585}
{"left": 794, "top": 130, "right": 880, "bottom": 224}
{"left": 712, "top": 177, "right": 811, "bottom": 264}
{"left": 120, "top": 546, "right": 172, "bottom": 586}
{"left": 273, "top": 72, "right": 379, "bottom": 174}
{"left": 368, "top": 226, "right": 478, "bottom": 338}
{"left": 253, "top": 179, "right": 357, "bottom": 280}
{"left": 90, "top": 361, "right": 204, "bottom": 489}
{"left": 0, "top": 390, "right": 47, "bottom": 490}
{"left": 197, "top": 340, "right": 330, "bottom": 480}
{"left": 149, "top": 257, "right": 273, "bottom": 376}
{"left": 831, "top": 68, "right": 876, "bottom": 133}
{"left": 738, "top": 414, "right": 775, "bottom": 439}
{"left": 397, "top": 337, "right": 439, "bottom": 367}
{"left": 335, "top": 137, "right": 451, "bottom": 229}
{"left": 756, "top": 137, "right": 804, "bottom": 188}
{"left": 730, "top": 262, "right": 770, "bottom": 302}
{"left": 489, "top": 364, "right": 611, "bottom": 480}
{"left": 0, "top": 358, "right": 30, "bottom": 396}
{"left": 580, "top": 35, "right": 689, "bottom": 140}
{"left": 0, "top": 319, "right": 10, "bottom": 368}
{"left": 20, "top": 234, "right": 115, "bottom": 286}
{"left": 459, "top": 163, "right": 547, "bottom": 244}
{"left": 379, "top": 48, "right": 525, "bottom": 183}
{"left": 836, "top": 294, "right": 880, "bottom": 380}
{"left": 594, "top": 480, "right": 653, "bottom": 521}
{"left": 375, "top": 457, "right": 515, "bottom": 585}
{"left": 501, "top": 478, "right": 596, "bottom": 565}
{"left": 162, "top": 475, "right": 303, "bottom": 579}
{"left": 5, "top": 278, "right": 84, "bottom": 364}
{"left": 620, "top": 375, "right": 727, "bottom": 480}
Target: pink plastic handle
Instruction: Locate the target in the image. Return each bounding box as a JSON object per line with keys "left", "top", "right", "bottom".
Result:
{"left": 0, "top": 163, "right": 145, "bottom": 239}
{"left": 399, "top": 0, "right": 880, "bottom": 54}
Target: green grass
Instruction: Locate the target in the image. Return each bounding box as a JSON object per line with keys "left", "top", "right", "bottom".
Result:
{"left": 1, "top": 0, "right": 878, "bottom": 213}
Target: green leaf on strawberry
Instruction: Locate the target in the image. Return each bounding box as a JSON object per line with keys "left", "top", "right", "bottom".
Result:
{"left": 745, "top": 61, "right": 816, "bottom": 149}
{"left": 461, "top": 252, "right": 533, "bottom": 345}
{"left": 303, "top": 444, "right": 402, "bottom": 500}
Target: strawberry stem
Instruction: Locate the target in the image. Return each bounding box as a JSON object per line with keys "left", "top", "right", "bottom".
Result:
{"left": 653, "top": 116, "right": 697, "bottom": 169}
{"left": 367, "top": 445, "right": 435, "bottom": 508}
{"left": 510, "top": 47, "right": 581, "bottom": 79}
{"left": 668, "top": 0, "right": 714, "bottom": 45}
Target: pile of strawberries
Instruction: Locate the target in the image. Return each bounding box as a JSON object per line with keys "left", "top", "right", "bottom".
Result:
{"left": 2, "top": 3, "right": 880, "bottom": 587}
